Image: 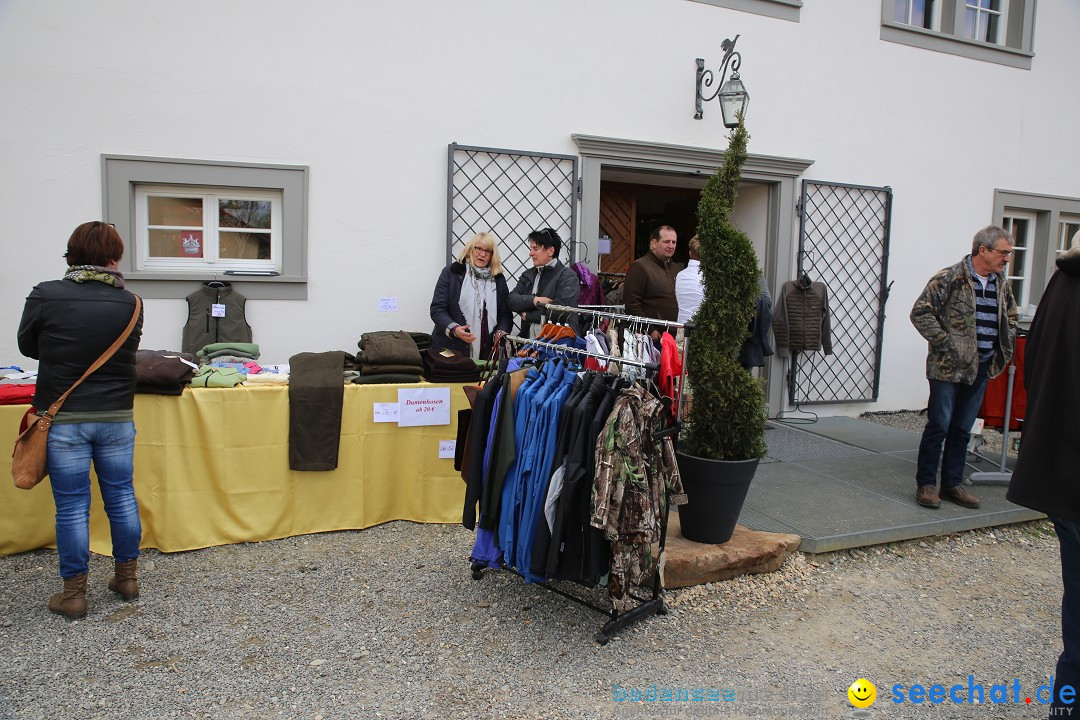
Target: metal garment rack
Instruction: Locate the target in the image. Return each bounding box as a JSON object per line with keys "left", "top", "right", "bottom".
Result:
{"left": 539, "top": 302, "right": 688, "bottom": 422}
{"left": 470, "top": 304, "right": 686, "bottom": 644}
{"left": 500, "top": 334, "right": 657, "bottom": 371}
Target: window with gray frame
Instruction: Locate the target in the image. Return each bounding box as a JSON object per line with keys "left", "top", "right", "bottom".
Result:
{"left": 881, "top": 0, "right": 1035, "bottom": 69}
{"left": 994, "top": 189, "right": 1080, "bottom": 312}
{"left": 102, "top": 155, "right": 309, "bottom": 299}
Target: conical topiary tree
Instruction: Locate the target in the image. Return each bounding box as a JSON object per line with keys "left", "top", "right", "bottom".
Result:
{"left": 684, "top": 119, "right": 767, "bottom": 461}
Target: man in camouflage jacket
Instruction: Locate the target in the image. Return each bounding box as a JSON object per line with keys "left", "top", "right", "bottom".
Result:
{"left": 909, "top": 225, "right": 1018, "bottom": 510}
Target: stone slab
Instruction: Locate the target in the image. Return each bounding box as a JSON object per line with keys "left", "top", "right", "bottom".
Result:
{"left": 662, "top": 512, "right": 801, "bottom": 589}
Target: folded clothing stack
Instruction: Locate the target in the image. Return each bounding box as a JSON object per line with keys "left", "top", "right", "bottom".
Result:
{"left": 421, "top": 347, "right": 481, "bottom": 382}
{"left": 407, "top": 331, "right": 431, "bottom": 354}
{"left": 197, "top": 342, "right": 261, "bottom": 365}
{"left": 354, "top": 331, "right": 423, "bottom": 384}
{"left": 190, "top": 366, "right": 246, "bottom": 388}
{"left": 135, "top": 350, "right": 198, "bottom": 395}
{"left": 0, "top": 382, "right": 35, "bottom": 406}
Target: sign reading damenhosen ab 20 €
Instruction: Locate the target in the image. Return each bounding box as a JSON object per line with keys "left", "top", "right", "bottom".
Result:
{"left": 396, "top": 387, "right": 451, "bottom": 427}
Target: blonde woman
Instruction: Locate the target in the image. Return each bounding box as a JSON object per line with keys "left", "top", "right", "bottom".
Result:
{"left": 429, "top": 232, "right": 511, "bottom": 359}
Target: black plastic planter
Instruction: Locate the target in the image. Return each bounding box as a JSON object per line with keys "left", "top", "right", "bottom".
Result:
{"left": 675, "top": 452, "right": 759, "bottom": 544}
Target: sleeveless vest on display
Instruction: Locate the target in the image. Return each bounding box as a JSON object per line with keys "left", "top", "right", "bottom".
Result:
{"left": 182, "top": 283, "right": 253, "bottom": 353}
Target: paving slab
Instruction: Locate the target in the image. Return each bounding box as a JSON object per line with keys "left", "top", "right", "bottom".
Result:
{"left": 729, "top": 417, "right": 1044, "bottom": 554}
{"left": 778, "top": 415, "right": 922, "bottom": 453}
{"left": 739, "top": 459, "right": 947, "bottom": 553}
{"left": 764, "top": 422, "right": 871, "bottom": 463}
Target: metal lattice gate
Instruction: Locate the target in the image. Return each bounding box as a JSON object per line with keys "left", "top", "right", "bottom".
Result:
{"left": 447, "top": 143, "right": 579, "bottom": 284}
{"left": 789, "top": 180, "right": 893, "bottom": 405}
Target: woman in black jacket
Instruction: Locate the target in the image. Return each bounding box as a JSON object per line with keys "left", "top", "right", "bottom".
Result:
{"left": 429, "top": 232, "right": 511, "bottom": 359}
{"left": 17, "top": 221, "right": 144, "bottom": 620}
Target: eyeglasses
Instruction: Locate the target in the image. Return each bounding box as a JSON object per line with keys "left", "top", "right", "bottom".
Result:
{"left": 989, "top": 247, "right": 1013, "bottom": 258}
{"left": 473, "top": 246, "right": 493, "bottom": 256}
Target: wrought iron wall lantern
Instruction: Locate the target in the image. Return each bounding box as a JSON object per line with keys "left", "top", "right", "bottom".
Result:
{"left": 694, "top": 35, "right": 749, "bottom": 127}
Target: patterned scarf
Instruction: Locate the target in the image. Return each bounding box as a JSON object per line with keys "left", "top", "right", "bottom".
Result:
{"left": 458, "top": 262, "right": 498, "bottom": 359}
{"left": 64, "top": 265, "right": 125, "bottom": 288}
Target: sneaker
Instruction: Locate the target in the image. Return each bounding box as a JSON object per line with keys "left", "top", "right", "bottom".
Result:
{"left": 941, "top": 484, "right": 980, "bottom": 509}
{"left": 916, "top": 484, "right": 940, "bottom": 509}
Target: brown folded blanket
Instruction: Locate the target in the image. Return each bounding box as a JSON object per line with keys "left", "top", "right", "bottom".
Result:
{"left": 421, "top": 348, "right": 481, "bottom": 382}
{"left": 360, "top": 363, "right": 425, "bottom": 376}
{"left": 357, "top": 331, "right": 422, "bottom": 366}
{"left": 135, "top": 350, "right": 196, "bottom": 393}
{"left": 351, "top": 374, "right": 423, "bottom": 385}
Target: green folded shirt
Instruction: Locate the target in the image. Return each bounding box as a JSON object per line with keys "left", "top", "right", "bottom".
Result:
{"left": 190, "top": 366, "right": 246, "bottom": 388}
{"left": 196, "top": 342, "right": 260, "bottom": 358}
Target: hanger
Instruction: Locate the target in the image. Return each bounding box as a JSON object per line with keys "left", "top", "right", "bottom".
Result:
{"left": 547, "top": 323, "right": 578, "bottom": 343}
{"left": 569, "top": 239, "right": 589, "bottom": 266}
{"left": 537, "top": 322, "right": 557, "bottom": 341}
{"left": 566, "top": 346, "right": 583, "bottom": 372}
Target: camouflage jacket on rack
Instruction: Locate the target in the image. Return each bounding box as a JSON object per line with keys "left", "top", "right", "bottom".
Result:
{"left": 591, "top": 384, "right": 686, "bottom": 611}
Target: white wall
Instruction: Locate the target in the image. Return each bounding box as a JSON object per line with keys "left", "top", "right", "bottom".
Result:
{"left": 2, "top": 0, "right": 1077, "bottom": 413}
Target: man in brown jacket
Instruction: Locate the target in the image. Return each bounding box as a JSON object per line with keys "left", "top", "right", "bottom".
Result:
{"left": 624, "top": 225, "right": 683, "bottom": 339}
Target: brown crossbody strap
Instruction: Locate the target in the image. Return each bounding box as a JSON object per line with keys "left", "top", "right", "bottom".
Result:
{"left": 38, "top": 296, "right": 142, "bottom": 423}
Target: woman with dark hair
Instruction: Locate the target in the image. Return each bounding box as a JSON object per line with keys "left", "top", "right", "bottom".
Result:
{"left": 17, "top": 221, "right": 144, "bottom": 620}
{"left": 508, "top": 227, "right": 580, "bottom": 337}
{"left": 429, "top": 232, "right": 512, "bottom": 359}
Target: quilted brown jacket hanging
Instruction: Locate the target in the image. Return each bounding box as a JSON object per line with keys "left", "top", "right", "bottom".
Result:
{"left": 773, "top": 274, "right": 833, "bottom": 357}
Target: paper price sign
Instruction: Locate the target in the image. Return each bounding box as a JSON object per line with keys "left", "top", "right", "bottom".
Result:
{"left": 397, "top": 387, "right": 451, "bottom": 427}
{"left": 373, "top": 403, "right": 399, "bottom": 423}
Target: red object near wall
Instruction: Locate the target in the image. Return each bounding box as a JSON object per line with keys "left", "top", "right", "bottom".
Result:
{"left": 979, "top": 336, "right": 1026, "bottom": 430}
{"left": 0, "top": 384, "right": 35, "bottom": 406}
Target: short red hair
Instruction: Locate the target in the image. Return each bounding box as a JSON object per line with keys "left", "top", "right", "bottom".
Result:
{"left": 66, "top": 221, "right": 124, "bottom": 266}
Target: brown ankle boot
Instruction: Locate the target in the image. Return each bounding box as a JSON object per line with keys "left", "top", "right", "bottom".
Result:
{"left": 108, "top": 559, "right": 139, "bottom": 601}
{"left": 48, "top": 574, "right": 88, "bottom": 620}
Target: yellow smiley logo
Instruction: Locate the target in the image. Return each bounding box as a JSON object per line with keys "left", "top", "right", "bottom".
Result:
{"left": 847, "top": 678, "right": 876, "bottom": 709}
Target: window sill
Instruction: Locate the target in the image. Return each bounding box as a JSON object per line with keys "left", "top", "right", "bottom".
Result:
{"left": 686, "top": 0, "right": 800, "bottom": 22}
{"left": 881, "top": 23, "right": 1033, "bottom": 69}
{"left": 126, "top": 275, "right": 307, "bottom": 301}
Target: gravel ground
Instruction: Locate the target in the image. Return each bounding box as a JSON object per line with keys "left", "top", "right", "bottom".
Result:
{"left": 0, "top": 412, "right": 1060, "bottom": 720}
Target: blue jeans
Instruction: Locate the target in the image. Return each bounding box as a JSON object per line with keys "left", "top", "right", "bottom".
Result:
{"left": 915, "top": 359, "right": 990, "bottom": 488}
{"left": 47, "top": 422, "right": 141, "bottom": 579}
{"left": 1052, "top": 517, "right": 1080, "bottom": 713}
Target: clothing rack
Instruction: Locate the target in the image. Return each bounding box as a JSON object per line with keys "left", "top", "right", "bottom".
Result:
{"left": 580, "top": 304, "right": 625, "bottom": 311}
{"left": 539, "top": 302, "right": 687, "bottom": 422}
{"left": 538, "top": 302, "right": 683, "bottom": 329}
{"left": 470, "top": 305, "right": 687, "bottom": 644}
{"left": 501, "top": 334, "right": 658, "bottom": 371}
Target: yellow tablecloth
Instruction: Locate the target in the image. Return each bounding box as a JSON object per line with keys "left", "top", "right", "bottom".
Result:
{"left": 0, "top": 383, "right": 470, "bottom": 556}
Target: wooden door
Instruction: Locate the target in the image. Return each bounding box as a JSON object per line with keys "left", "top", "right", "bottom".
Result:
{"left": 598, "top": 182, "right": 635, "bottom": 273}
